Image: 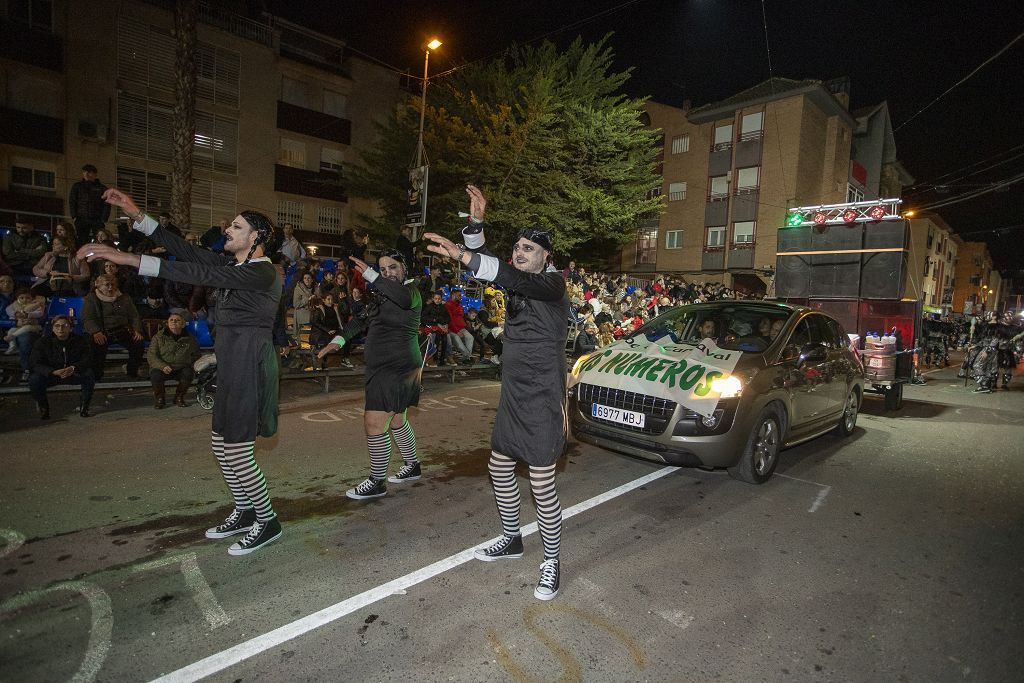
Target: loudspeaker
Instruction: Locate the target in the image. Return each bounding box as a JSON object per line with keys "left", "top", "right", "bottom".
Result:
{"left": 861, "top": 220, "right": 907, "bottom": 298}
{"left": 776, "top": 228, "right": 810, "bottom": 298}
{"left": 808, "top": 225, "right": 862, "bottom": 297}
{"left": 861, "top": 251, "right": 907, "bottom": 298}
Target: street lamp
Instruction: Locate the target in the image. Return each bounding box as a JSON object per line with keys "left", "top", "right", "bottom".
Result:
{"left": 410, "top": 37, "right": 441, "bottom": 240}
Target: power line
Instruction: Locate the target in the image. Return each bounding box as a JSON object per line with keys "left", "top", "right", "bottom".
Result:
{"left": 913, "top": 171, "right": 1024, "bottom": 212}
{"left": 894, "top": 29, "right": 1024, "bottom": 133}
{"left": 903, "top": 143, "right": 1024, "bottom": 197}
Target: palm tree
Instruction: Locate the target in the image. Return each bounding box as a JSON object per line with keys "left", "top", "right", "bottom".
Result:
{"left": 171, "top": 0, "right": 197, "bottom": 232}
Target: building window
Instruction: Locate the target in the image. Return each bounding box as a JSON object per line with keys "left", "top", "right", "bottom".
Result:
{"left": 116, "top": 167, "right": 171, "bottom": 214}
{"left": 740, "top": 111, "right": 763, "bottom": 140}
{"left": 117, "top": 93, "right": 237, "bottom": 172}
{"left": 8, "top": 0, "right": 53, "bottom": 30}
{"left": 282, "top": 76, "right": 317, "bottom": 109}
{"left": 712, "top": 124, "right": 733, "bottom": 151}
{"left": 670, "top": 134, "right": 690, "bottom": 154}
{"left": 665, "top": 230, "right": 683, "bottom": 249}
{"left": 733, "top": 221, "right": 755, "bottom": 244}
{"left": 707, "top": 226, "right": 726, "bottom": 248}
{"left": 846, "top": 183, "right": 864, "bottom": 203}
{"left": 279, "top": 138, "right": 306, "bottom": 169}
{"left": 10, "top": 165, "right": 55, "bottom": 193}
{"left": 709, "top": 176, "right": 729, "bottom": 200}
{"left": 317, "top": 206, "right": 343, "bottom": 234}
{"left": 668, "top": 182, "right": 687, "bottom": 201}
{"left": 277, "top": 200, "right": 305, "bottom": 229}
{"left": 736, "top": 167, "right": 759, "bottom": 194}
{"left": 191, "top": 179, "right": 237, "bottom": 228}
{"left": 635, "top": 223, "right": 658, "bottom": 265}
{"left": 193, "top": 111, "right": 239, "bottom": 174}
{"left": 645, "top": 185, "right": 662, "bottom": 200}
{"left": 926, "top": 229, "right": 935, "bottom": 250}
{"left": 320, "top": 148, "right": 344, "bottom": 174}
{"left": 323, "top": 90, "right": 348, "bottom": 118}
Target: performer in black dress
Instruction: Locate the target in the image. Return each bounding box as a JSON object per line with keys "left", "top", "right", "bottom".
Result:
{"left": 78, "top": 188, "right": 283, "bottom": 556}
{"left": 424, "top": 185, "right": 569, "bottom": 600}
{"left": 318, "top": 250, "right": 423, "bottom": 499}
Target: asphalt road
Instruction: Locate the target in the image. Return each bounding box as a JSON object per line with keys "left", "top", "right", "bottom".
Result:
{"left": 1, "top": 362, "right": 1021, "bottom": 682}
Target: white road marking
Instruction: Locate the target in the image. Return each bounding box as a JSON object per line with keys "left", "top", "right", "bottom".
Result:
{"left": 1, "top": 581, "right": 113, "bottom": 683}
{"left": 655, "top": 608, "right": 694, "bottom": 630}
{"left": 149, "top": 465, "right": 679, "bottom": 683}
{"left": 0, "top": 528, "right": 26, "bottom": 560}
{"left": 133, "top": 553, "right": 231, "bottom": 630}
{"left": 775, "top": 473, "right": 833, "bottom": 513}
{"left": 301, "top": 393, "right": 495, "bottom": 422}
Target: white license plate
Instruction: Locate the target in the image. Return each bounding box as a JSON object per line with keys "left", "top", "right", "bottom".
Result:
{"left": 591, "top": 402, "right": 646, "bottom": 427}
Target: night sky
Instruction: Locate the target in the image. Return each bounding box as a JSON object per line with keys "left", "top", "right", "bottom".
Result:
{"left": 270, "top": 0, "right": 1024, "bottom": 276}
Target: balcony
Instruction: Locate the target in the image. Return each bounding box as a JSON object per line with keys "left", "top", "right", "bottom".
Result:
{"left": 0, "top": 190, "right": 63, "bottom": 218}
{"left": 274, "top": 164, "right": 347, "bottom": 203}
{"left": 277, "top": 101, "right": 351, "bottom": 146}
{"left": 0, "top": 18, "right": 63, "bottom": 71}
{"left": 0, "top": 107, "right": 64, "bottom": 153}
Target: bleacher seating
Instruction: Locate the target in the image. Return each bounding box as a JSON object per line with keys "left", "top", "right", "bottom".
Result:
{"left": 187, "top": 318, "right": 215, "bottom": 348}
{"left": 46, "top": 296, "right": 85, "bottom": 333}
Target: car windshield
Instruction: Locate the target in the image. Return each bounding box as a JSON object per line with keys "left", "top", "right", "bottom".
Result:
{"left": 632, "top": 304, "right": 793, "bottom": 353}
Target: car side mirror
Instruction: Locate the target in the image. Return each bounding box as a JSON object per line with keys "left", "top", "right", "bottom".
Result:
{"left": 798, "top": 343, "right": 828, "bottom": 366}
{"left": 779, "top": 344, "right": 800, "bottom": 364}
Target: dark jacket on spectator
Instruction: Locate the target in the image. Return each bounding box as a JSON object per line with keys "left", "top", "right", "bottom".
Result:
{"left": 68, "top": 178, "right": 111, "bottom": 223}
{"left": 164, "top": 279, "right": 195, "bottom": 312}
{"left": 2, "top": 231, "right": 47, "bottom": 268}
{"left": 81, "top": 292, "right": 142, "bottom": 334}
{"left": 574, "top": 329, "right": 598, "bottom": 358}
{"left": 31, "top": 332, "right": 93, "bottom": 376}
{"left": 310, "top": 304, "right": 346, "bottom": 347}
{"left": 422, "top": 301, "right": 450, "bottom": 327}
{"left": 147, "top": 327, "right": 200, "bottom": 370}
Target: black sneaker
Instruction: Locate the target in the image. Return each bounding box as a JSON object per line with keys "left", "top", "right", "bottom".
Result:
{"left": 205, "top": 508, "right": 257, "bottom": 539}
{"left": 387, "top": 462, "right": 422, "bottom": 483}
{"left": 534, "top": 558, "right": 560, "bottom": 601}
{"left": 347, "top": 477, "right": 387, "bottom": 500}
{"left": 474, "top": 534, "right": 524, "bottom": 562}
{"left": 227, "top": 516, "right": 282, "bottom": 556}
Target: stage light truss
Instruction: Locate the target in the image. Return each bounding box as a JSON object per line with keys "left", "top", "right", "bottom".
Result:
{"left": 784, "top": 198, "right": 903, "bottom": 227}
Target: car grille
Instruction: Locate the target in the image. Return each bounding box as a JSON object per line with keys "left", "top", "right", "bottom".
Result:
{"left": 577, "top": 383, "right": 677, "bottom": 435}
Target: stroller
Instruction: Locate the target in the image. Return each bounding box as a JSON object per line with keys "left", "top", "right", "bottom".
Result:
{"left": 194, "top": 354, "right": 217, "bottom": 411}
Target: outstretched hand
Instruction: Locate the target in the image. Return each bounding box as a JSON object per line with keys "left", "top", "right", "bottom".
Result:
{"left": 466, "top": 185, "right": 486, "bottom": 222}
{"left": 75, "top": 243, "right": 140, "bottom": 269}
{"left": 348, "top": 255, "right": 369, "bottom": 274}
{"left": 101, "top": 187, "right": 141, "bottom": 217}
{"left": 423, "top": 232, "right": 459, "bottom": 260}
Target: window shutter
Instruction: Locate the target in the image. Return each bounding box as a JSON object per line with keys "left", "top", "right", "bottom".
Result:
{"left": 117, "top": 94, "right": 148, "bottom": 159}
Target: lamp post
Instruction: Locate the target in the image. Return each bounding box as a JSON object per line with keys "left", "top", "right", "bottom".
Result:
{"left": 409, "top": 38, "right": 441, "bottom": 241}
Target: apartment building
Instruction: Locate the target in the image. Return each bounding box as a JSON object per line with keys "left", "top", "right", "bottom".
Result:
{"left": 622, "top": 77, "right": 913, "bottom": 294}
{"left": 904, "top": 213, "right": 959, "bottom": 313}
{"left": 952, "top": 241, "right": 994, "bottom": 315}
{"left": 0, "top": 0, "right": 402, "bottom": 254}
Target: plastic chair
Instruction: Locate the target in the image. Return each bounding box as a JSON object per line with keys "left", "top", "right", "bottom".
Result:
{"left": 321, "top": 259, "right": 337, "bottom": 273}
{"left": 187, "top": 318, "right": 215, "bottom": 347}
{"left": 48, "top": 296, "right": 85, "bottom": 333}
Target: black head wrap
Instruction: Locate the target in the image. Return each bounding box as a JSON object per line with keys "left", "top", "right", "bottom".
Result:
{"left": 516, "top": 226, "right": 554, "bottom": 253}
{"left": 239, "top": 210, "right": 277, "bottom": 260}
{"left": 378, "top": 248, "right": 406, "bottom": 267}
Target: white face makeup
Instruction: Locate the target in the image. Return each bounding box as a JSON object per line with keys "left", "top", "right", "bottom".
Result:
{"left": 223, "top": 215, "right": 257, "bottom": 256}
{"left": 378, "top": 256, "right": 406, "bottom": 283}
{"left": 511, "top": 238, "right": 548, "bottom": 274}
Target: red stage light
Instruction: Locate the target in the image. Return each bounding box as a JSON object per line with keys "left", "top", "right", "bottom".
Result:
{"left": 842, "top": 208, "right": 858, "bottom": 224}
{"left": 812, "top": 211, "right": 827, "bottom": 225}
{"left": 868, "top": 205, "right": 886, "bottom": 220}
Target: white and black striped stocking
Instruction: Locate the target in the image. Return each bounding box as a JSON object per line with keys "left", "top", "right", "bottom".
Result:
{"left": 488, "top": 451, "right": 522, "bottom": 537}
{"left": 529, "top": 463, "right": 562, "bottom": 560}
{"left": 367, "top": 432, "right": 392, "bottom": 480}
{"left": 391, "top": 418, "right": 418, "bottom": 466}
{"left": 213, "top": 431, "right": 275, "bottom": 522}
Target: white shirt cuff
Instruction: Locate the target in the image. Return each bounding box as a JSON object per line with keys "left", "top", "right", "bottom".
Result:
{"left": 135, "top": 214, "right": 158, "bottom": 236}
{"left": 362, "top": 268, "right": 379, "bottom": 283}
{"left": 462, "top": 227, "right": 485, "bottom": 250}
{"left": 473, "top": 254, "right": 500, "bottom": 282}
{"left": 138, "top": 254, "right": 162, "bottom": 277}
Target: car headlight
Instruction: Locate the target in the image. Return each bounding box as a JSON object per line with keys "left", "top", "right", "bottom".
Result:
{"left": 709, "top": 374, "right": 744, "bottom": 398}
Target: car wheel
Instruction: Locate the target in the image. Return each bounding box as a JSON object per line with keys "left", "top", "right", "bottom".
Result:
{"left": 728, "top": 406, "right": 782, "bottom": 485}
{"left": 835, "top": 388, "right": 858, "bottom": 436}
{"left": 884, "top": 383, "right": 903, "bottom": 411}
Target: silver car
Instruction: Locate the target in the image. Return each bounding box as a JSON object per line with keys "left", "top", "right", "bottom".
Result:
{"left": 569, "top": 302, "right": 864, "bottom": 483}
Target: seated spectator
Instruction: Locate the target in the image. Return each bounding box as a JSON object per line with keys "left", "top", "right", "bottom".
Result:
{"left": 2, "top": 221, "right": 48, "bottom": 278}
{"left": 421, "top": 289, "right": 451, "bottom": 366}
{"left": 52, "top": 221, "right": 77, "bottom": 250}
{"left": 292, "top": 271, "right": 315, "bottom": 345}
{"left": 29, "top": 315, "right": 95, "bottom": 419}
{"left": 0, "top": 251, "right": 11, "bottom": 278}
{"left": 597, "top": 322, "right": 616, "bottom": 348}
{"left": 81, "top": 274, "right": 144, "bottom": 381}
{"left": 757, "top": 317, "right": 773, "bottom": 342}
{"left": 0, "top": 274, "right": 15, "bottom": 316}
{"left": 147, "top": 313, "right": 200, "bottom": 408}
{"left": 163, "top": 277, "right": 195, "bottom": 319}
{"left": 574, "top": 322, "right": 599, "bottom": 358}
{"left": 465, "top": 307, "right": 502, "bottom": 364}
{"left": 31, "top": 235, "right": 90, "bottom": 297}
{"left": 445, "top": 289, "right": 475, "bottom": 364}
{"left": 310, "top": 293, "right": 350, "bottom": 369}
{"left": 137, "top": 294, "right": 171, "bottom": 321}
{"left": 5, "top": 286, "right": 45, "bottom": 380}
{"left": 317, "top": 269, "right": 343, "bottom": 301}
{"left": 769, "top": 319, "right": 785, "bottom": 340}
